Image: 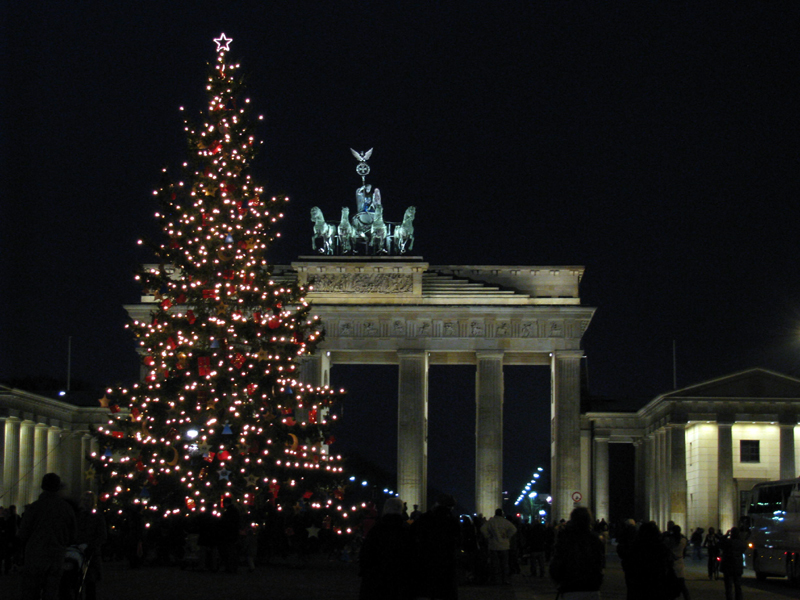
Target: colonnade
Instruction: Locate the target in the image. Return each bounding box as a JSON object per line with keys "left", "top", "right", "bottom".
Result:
{"left": 0, "top": 391, "right": 104, "bottom": 506}
{"left": 300, "top": 349, "right": 584, "bottom": 520}
{"left": 588, "top": 414, "right": 799, "bottom": 532}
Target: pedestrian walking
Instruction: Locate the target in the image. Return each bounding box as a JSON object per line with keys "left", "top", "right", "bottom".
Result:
{"left": 665, "top": 524, "right": 691, "bottom": 600}
{"left": 689, "top": 527, "right": 704, "bottom": 560}
{"left": 703, "top": 527, "right": 720, "bottom": 580}
{"left": 719, "top": 527, "right": 746, "bottom": 600}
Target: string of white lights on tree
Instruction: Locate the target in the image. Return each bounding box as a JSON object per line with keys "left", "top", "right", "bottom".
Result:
{"left": 90, "top": 34, "right": 351, "bottom": 525}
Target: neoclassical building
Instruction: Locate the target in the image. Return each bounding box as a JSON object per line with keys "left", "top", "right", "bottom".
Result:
{"left": 585, "top": 368, "right": 800, "bottom": 532}
{"left": 0, "top": 387, "right": 106, "bottom": 507}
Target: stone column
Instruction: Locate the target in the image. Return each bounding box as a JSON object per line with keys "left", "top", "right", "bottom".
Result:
{"left": 645, "top": 433, "right": 656, "bottom": 520}
{"left": 61, "top": 431, "right": 79, "bottom": 499}
{"left": 18, "top": 420, "right": 35, "bottom": 506}
{"left": 633, "top": 439, "right": 646, "bottom": 522}
{"left": 0, "top": 418, "right": 5, "bottom": 500}
{"left": 593, "top": 437, "right": 609, "bottom": 523}
{"left": 656, "top": 428, "right": 666, "bottom": 526}
{"left": 397, "top": 350, "right": 428, "bottom": 510}
{"left": 593, "top": 435, "right": 610, "bottom": 522}
{"left": 669, "top": 424, "right": 688, "bottom": 527}
{"left": 47, "top": 426, "right": 61, "bottom": 474}
{"left": 298, "top": 352, "right": 331, "bottom": 388}
{"left": 475, "top": 351, "right": 504, "bottom": 518}
{"left": 551, "top": 350, "right": 583, "bottom": 523}
{"left": 32, "top": 423, "right": 49, "bottom": 497}
{"left": 717, "top": 422, "right": 735, "bottom": 532}
{"left": 780, "top": 423, "right": 797, "bottom": 480}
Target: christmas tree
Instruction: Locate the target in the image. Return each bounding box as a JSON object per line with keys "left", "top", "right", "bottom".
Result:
{"left": 92, "top": 34, "right": 346, "bottom": 520}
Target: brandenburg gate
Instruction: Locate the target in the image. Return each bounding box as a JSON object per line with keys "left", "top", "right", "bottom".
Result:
{"left": 290, "top": 256, "right": 594, "bottom": 520}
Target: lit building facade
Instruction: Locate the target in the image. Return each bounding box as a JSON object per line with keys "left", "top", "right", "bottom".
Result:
{"left": 585, "top": 368, "right": 800, "bottom": 532}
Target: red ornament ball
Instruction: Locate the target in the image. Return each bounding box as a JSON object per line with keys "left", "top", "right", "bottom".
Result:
{"left": 268, "top": 317, "right": 280, "bottom": 329}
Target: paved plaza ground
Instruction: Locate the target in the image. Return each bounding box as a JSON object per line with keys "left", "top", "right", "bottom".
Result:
{"left": 1, "top": 551, "right": 798, "bottom": 600}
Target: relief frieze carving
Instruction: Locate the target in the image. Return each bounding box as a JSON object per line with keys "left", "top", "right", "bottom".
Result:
{"left": 470, "top": 321, "right": 485, "bottom": 337}
{"left": 392, "top": 320, "right": 406, "bottom": 336}
{"left": 549, "top": 320, "right": 564, "bottom": 337}
{"left": 329, "top": 317, "right": 576, "bottom": 339}
{"left": 311, "top": 273, "right": 413, "bottom": 294}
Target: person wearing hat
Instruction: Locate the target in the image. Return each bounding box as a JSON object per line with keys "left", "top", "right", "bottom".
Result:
{"left": 18, "top": 473, "right": 77, "bottom": 600}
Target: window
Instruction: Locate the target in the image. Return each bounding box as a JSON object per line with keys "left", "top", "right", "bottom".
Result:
{"left": 740, "top": 440, "right": 760, "bottom": 463}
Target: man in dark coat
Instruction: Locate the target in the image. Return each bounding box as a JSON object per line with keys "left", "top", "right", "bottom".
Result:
{"left": 549, "top": 506, "right": 605, "bottom": 599}
{"left": 18, "top": 473, "right": 77, "bottom": 600}
{"left": 411, "top": 494, "right": 461, "bottom": 600}
{"left": 358, "top": 497, "right": 414, "bottom": 600}
{"left": 621, "top": 521, "right": 675, "bottom": 600}
{"left": 719, "top": 528, "right": 746, "bottom": 600}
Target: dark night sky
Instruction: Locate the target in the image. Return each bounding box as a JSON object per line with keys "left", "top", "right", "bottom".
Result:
{"left": 4, "top": 2, "right": 800, "bottom": 511}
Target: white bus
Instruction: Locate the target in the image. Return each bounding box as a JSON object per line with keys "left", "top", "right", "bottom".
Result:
{"left": 744, "top": 477, "right": 800, "bottom": 582}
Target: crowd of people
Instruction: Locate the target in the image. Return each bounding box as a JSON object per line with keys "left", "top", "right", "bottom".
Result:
{"left": 2, "top": 473, "right": 755, "bottom": 600}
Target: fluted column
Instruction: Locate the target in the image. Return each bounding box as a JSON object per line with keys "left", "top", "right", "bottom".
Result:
{"left": 0, "top": 418, "right": 5, "bottom": 499}
{"left": 780, "top": 423, "right": 797, "bottom": 480}
{"left": 298, "top": 352, "right": 331, "bottom": 388}
{"left": 61, "top": 431, "right": 79, "bottom": 497}
{"left": 669, "top": 424, "right": 687, "bottom": 527}
{"left": 656, "top": 428, "right": 666, "bottom": 526}
{"left": 18, "top": 420, "right": 35, "bottom": 506}
{"left": 32, "top": 423, "right": 49, "bottom": 498}
{"left": 633, "top": 439, "right": 645, "bottom": 522}
{"left": 397, "top": 350, "right": 428, "bottom": 510}
{"left": 551, "top": 350, "right": 583, "bottom": 523}
{"left": 47, "top": 426, "right": 61, "bottom": 474}
{"left": 475, "top": 351, "right": 504, "bottom": 518}
{"left": 593, "top": 435, "right": 610, "bottom": 522}
{"left": 717, "top": 422, "right": 735, "bottom": 532}
{"left": 645, "top": 433, "right": 656, "bottom": 520}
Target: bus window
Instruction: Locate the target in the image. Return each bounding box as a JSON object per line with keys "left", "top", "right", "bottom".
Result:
{"left": 752, "top": 483, "right": 794, "bottom": 514}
